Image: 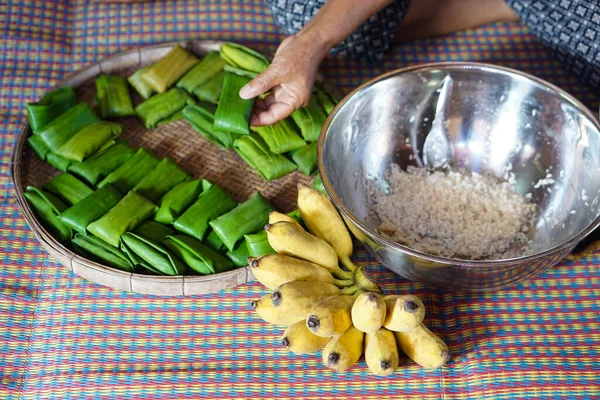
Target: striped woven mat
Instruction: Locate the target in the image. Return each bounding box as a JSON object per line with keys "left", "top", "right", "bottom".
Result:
{"left": 1, "top": 0, "right": 599, "bottom": 399}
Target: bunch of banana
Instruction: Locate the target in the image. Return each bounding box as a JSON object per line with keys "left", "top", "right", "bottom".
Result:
{"left": 249, "top": 184, "right": 450, "bottom": 375}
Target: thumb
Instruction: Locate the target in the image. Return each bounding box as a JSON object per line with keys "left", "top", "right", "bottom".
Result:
{"left": 239, "top": 67, "right": 280, "bottom": 100}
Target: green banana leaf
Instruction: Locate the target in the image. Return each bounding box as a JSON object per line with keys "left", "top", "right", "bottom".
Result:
{"left": 173, "top": 184, "right": 237, "bottom": 241}
{"left": 164, "top": 234, "right": 234, "bottom": 275}
{"left": 183, "top": 104, "right": 238, "bottom": 149}
{"left": 68, "top": 139, "right": 136, "bottom": 187}
{"left": 28, "top": 135, "right": 51, "bottom": 161}
{"left": 141, "top": 45, "right": 199, "bottom": 93}
{"left": 121, "top": 232, "right": 187, "bottom": 276}
{"left": 38, "top": 103, "right": 100, "bottom": 152}
{"left": 154, "top": 179, "right": 210, "bottom": 225}
{"left": 24, "top": 186, "right": 72, "bottom": 242}
{"left": 134, "top": 220, "right": 175, "bottom": 243}
{"left": 87, "top": 191, "right": 158, "bottom": 247}
{"left": 290, "top": 96, "right": 327, "bottom": 142}
{"left": 226, "top": 238, "right": 251, "bottom": 267}
{"left": 95, "top": 75, "right": 135, "bottom": 118}
{"left": 156, "top": 109, "right": 185, "bottom": 126}
{"left": 177, "top": 51, "right": 226, "bottom": 93}
{"left": 128, "top": 65, "right": 156, "bottom": 100}
{"left": 209, "top": 192, "right": 273, "bottom": 252}
{"left": 132, "top": 157, "right": 190, "bottom": 202}
{"left": 55, "top": 121, "right": 123, "bottom": 162}
{"left": 58, "top": 184, "right": 123, "bottom": 235}
{"left": 290, "top": 142, "right": 318, "bottom": 176}
{"left": 43, "top": 173, "right": 93, "bottom": 206}
{"left": 312, "top": 173, "right": 327, "bottom": 195}
{"left": 244, "top": 230, "right": 276, "bottom": 258}
{"left": 98, "top": 148, "right": 160, "bottom": 194}
{"left": 192, "top": 70, "right": 226, "bottom": 104}
{"left": 223, "top": 64, "right": 259, "bottom": 79}
{"left": 313, "top": 86, "right": 339, "bottom": 115}
{"left": 26, "top": 86, "right": 76, "bottom": 134}
{"left": 47, "top": 152, "right": 74, "bottom": 172}
{"left": 252, "top": 118, "right": 306, "bottom": 155}
{"left": 287, "top": 209, "right": 304, "bottom": 225}
{"left": 213, "top": 73, "right": 255, "bottom": 135}
{"left": 233, "top": 133, "right": 297, "bottom": 181}
{"left": 135, "top": 88, "right": 195, "bottom": 129}
{"left": 205, "top": 229, "right": 227, "bottom": 254}
{"left": 72, "top": 233, "right": 134, "bottom": 272}
{"left": 219, "top": 42, "right": 270, "bottom": 74}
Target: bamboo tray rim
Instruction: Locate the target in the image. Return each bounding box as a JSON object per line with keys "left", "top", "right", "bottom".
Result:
{"left": 11, "top": 40, "right": 337, "bottom": 296}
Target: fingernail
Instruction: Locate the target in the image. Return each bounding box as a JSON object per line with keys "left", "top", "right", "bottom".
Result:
{"left": 239, "top": 85, "right": 254, "bottom": 99}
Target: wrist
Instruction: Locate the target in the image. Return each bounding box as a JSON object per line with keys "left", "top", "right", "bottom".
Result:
{"left": 295, "top": 22, "right": 337, "bottom": 61}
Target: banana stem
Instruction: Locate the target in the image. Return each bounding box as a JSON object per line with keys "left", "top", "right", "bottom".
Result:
{"left": 333, "top": 268, "right": 354, "bottom": 280}
{"left": 332, "top": 278, "right": 354, "bottom": 288}
{"left": 340, "top": 285, "right": 359, "bottom": 296}
{"left": 340, "top": 256, "right": 358, "bottom": 272}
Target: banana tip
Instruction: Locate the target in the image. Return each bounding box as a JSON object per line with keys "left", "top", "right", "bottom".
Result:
{"left": 264, "top": 223, "right": 271, "bottom": 231}
{"left": 250, "top": 300, "right": 258, "bottom": 309}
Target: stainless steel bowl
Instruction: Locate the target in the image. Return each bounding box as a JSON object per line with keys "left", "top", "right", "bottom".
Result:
{"left": 319, "top": 62, "right": 600, "bottom": 291}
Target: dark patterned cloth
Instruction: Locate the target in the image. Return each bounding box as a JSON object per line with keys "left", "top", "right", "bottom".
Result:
{"left": 264, "top": 0, "right": 411, "bottom": 63}
{"left": 266, "top": 0, "right": 600, "bottom": 90}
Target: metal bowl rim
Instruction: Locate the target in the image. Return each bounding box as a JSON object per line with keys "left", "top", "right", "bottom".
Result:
{"left": 318, "top": 61, "right": 600, "bottom": 267}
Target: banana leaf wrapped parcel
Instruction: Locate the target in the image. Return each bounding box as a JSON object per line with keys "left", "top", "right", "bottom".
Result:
{"left": 38, "top": 103, "right": 100, "bottom": 152}
{"left": 183, "top": 104, "right": 238, "bottom": 149}
{"left": 290, "top": 96, "right": 327, "bottom": 143}
{"left": 290, "top": 142, "right": 318, "bottom": 176}
{"left": 43, "top": 173, "right": 93, "bottom": 206}
{"left": 213, "top": 73, "right": 255, "bottom": 135}
{"left": 154, "top": 179, "right": 210, "bottom": 225}
{"left": 226, "top": 238, "right": 251, "bottom": 267}
{"left": 141, "top": 45, "right": 199, "bottom": 94}
{"left": 24, "top": 186, "right": 72, "bottom": 242}
{"left": 87, "top": 191, "right": 158, "bottom": 247}
{"left": 177, "top": 51, "right": 226, "bottom": 93}
{"left": 128, "top": 65, "right": 156, "bottom": 100}
{"left": 233, "top": 133, "right": 297, "bottom": 181}
{"left": 132, "top": 158, "right": 190, "bottom": 202}
{"left": 98, "top": 148, "right": 160, "bottom": 194}
{"left": 26, "top": 86, "right": 76, "bottom": 134}
{"left": 58, "top": 184, "right": 123, "bottom": 235}
{"left": 164, "top": 234, "right": 234, "bottom": 275}
{"left": 252, "top": 118, "right": 306, "bottom": 155}
{"left": 244, "top": 230, "right": 276, "bottom": 258}
{"left": 68, "top": 139, "right": 136, "bottom": 186}
{"left": 95, "top": 75, "right": 135, "bottom": 118}
{"left": 192, "top": 70, "right": 226, "bottom": 104}
{"left": 56, "top": 121, "right": 123, "bottom": 162}
{"left": 133, "top": 220, "right": 175, "bottom": 243}
{"left": 72, "top": 233, "right": 134, "bottom": 272}
{"left": 135, "top": 88, "right": 196, "bottom": 129}
{"left": 121, "top": 232, "right": 187, "bottom": 276}
{"left": 173, "top": 184, "right": 237, "bottom": 241}
{"left": 209, "top": 192, "right": 273, "bottom": 252}
{"left": 220, "top": 42, "right": 270, "bottom": 74}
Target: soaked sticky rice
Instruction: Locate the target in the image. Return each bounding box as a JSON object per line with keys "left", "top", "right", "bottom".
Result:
{"left": 368, "top": 165, "right": 536, "bottom": 260}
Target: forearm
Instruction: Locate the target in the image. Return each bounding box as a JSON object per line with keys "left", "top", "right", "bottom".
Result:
{"left": 296, "top": 0, "right": 396, "bottom": 53}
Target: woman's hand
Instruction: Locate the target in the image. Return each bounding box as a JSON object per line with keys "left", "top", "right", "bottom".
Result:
{"left": 239, "top": 33, "right": 331, "bottom": 126}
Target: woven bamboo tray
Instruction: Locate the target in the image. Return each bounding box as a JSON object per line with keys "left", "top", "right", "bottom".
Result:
{"left": 12, "top": 40, "right": 335, "bottom": 296}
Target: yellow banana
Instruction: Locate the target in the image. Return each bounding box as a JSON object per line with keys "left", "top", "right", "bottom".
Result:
{"left": 271, "top": 280, "right": 341, "bottom": 319}
{"left": 249, "top": 254, "right": 353, "bottom": 290}
{"left": 383, "top": 294, "right": 425, "bottom": 332}
{"left": 322, "top": 325, "right": 365, "bottom": 372}
{"left": 281, "top": 320, "right": 331, "bottom": 355}
{"left": 351, "top": 292, "right": 387, "bottom": 333}
{"left": 297, "top": 184, "right": 358, "bottom": 272}
{"left": 365, "top": 328, "right": 399, "bottom": 376}
{"left": 265, "top": 221, "right": 352, "bottom": 279}
{"left": 251, "top": 294, "right": 304, "bottom": 326}
{"left": 306, "top": 295, "right": 354, "bottom": 337}
{"left": 394, "top": 323, "right": 450, "bottom": 369}
{"left": 342, "top": 214, "right": 366, "bottom": 243}
{"left": 353, "top": 266, "right": 382, "bottom": 293}
{"left": 269, "top": 210, "right": 302, "bottom": 227}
